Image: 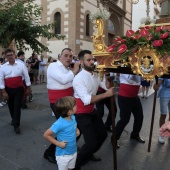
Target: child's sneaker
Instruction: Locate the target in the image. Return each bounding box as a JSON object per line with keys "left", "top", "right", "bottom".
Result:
{"left": 0, "top": 103, "right": 3, "bottom": 107}
{"left": 1, "top": 101, "right": 6, "bottom": 105}
{"left": 158, "top": 136, "right": 165, "bottom": 144}
{"left": 52, "top": 111, "right": 55, "bottom": 116}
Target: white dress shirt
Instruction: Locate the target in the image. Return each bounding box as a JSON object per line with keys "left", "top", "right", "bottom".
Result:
{"left": 0, "top": 61, "right": 31, "bottom": 89}
{"left": 47, "top": 60, "right": 74, "bottom": 90}
{"left": 73, "top": 69, "right": 107, "bottom": 105}
{"left": 16, "top": 59, "right": 27, "bottom": 80}
{"left": 119, "top": 74, "right": 141, "bottom": 85}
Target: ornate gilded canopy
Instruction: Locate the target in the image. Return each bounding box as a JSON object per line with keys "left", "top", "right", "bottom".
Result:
{"left": 92, "top": 18, "right": 170, "bottom": 81}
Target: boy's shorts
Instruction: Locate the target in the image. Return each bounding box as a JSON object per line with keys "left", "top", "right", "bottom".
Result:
{"left": 56, "top": 152, "right": 77, "bottom": 170}
{"left": 160, "top": 97, "right": 170, "bottom": 115}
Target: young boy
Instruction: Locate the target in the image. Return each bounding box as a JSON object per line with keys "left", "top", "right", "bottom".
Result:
{"left": 44, "top": 96, "right": 80, "bottom": 170}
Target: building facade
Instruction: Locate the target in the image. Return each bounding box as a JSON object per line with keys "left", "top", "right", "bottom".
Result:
{"left": 0, "top": 0, "right": 132, "bottom": 58}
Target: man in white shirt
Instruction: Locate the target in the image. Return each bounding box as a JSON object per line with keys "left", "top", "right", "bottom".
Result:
{"left": 114, "top": 74, "right": 145, "bottom": 148}
{"left": 0, "top": 49, "right": 31, "bottom": 134}
{"left": 17, "top": 51, "right": 28, "bottom": 109}
{"left": 72, "top": 50, "right": 114, "bottom": 170}
{"left": 44, "top": 48, "right": 80, "bottom": 163}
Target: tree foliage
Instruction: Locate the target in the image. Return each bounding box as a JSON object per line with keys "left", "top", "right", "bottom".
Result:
{"left": 0, "top": 0, "right": 65, "bottom": 53}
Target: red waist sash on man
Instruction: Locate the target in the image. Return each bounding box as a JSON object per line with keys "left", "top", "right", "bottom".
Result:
{"left": 48, "top": 87, "right": 73, "bottom": 103}
{"left": 5, "top": 76, "right": 23, "bottom": 88}
{"left": 118, "top": 83, "right": 140, "bottom": 97}
{"left": 75, "top": 98, "right": 94, "bottom": 114}
{"left": 98, "top": 86, "right": 106, "bottom": 92}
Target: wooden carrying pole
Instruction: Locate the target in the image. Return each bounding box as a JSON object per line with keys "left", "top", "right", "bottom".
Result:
{"left": 109, "top": 80, "right": 117, "bottom": 170}
{"left": 148, "top": 77, "right": 158, "bottom": 152}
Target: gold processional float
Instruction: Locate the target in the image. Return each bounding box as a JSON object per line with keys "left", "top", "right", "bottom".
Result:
{"left": 91, "top": 18, "right": 170, "bottom": 170}
{"left": 92, "top": 18, "right": 170, "bottom": 81}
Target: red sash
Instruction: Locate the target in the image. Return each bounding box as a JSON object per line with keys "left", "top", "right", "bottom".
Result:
{"left": 48, "top": 87, "right": 73, "bottom": 103}
{"left": 98, "top": 86, "right": 106, "bottom": 92}
{"left": 5, "top": 76, "right": 23, "bottom": 88}
{"left": 75, "top": 98, "right": 94, "bottom": 114}
{"left": 118, "top": 83, "right": 140, "bottom": 97}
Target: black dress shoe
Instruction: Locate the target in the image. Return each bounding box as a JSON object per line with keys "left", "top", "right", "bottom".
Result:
{"left": 90, "top": 154, "right": 101, "bottom": 161}
{"left": 44, "top": 154, "right": 56, "bottom": 164}
{"left": 116, "top": 142, "right": 120, "bottom": 149}
{"left": 72, "top": 167, "right": 81, "bottom": 170}
{"left": 14, "top": 127, "right": 20, "bottom": 134}
{"left": 105, "top": 126, "right": 112, "bottom": 133}
{"left": 111, "top": 136, "right": 120, "bottom": 149}
{"left": 130, "top": 136, "right": 145, "bottom": 143}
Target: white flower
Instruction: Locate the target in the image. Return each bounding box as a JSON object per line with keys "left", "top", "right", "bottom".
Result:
{"left": 89, "top": 7, "right": 111, "bottom": 21}
{"left": 140, "top": 17, "right": 151, "bottom": 24}
{"left": 140, "top": 17, "right": 156, "bottom": 25}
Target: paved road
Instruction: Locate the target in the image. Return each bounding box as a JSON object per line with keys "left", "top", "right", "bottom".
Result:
{"left": 0, "top": 84, "right": 169, "bottom": 170}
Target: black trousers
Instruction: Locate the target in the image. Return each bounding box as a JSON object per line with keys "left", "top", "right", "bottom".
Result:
{"left": 96, "top": 91, "right": 117, "bottom": 127}
{"left": 75, "top": 110, "right": 107, "bottom": 167}
{"left": 22, "top": 80, "right": 27, "bottom": 107}
{"left": 116, "top": 95, "right": 143, "bottom": 140}
{"left": 44, "top": 103, "right": 59, "bottom": 157}
{"left": 6, "top": 87, "right": 24, "bottom": 128}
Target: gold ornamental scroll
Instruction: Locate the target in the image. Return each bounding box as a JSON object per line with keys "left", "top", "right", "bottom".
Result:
{"left": 92, "top": 18, "right": 170, "bottom": 81}
{"left": 92, "top": 19, "right": 125, "bottom": 80}
{"left": 128, "top": 45, "right": 169, "bottom": 81}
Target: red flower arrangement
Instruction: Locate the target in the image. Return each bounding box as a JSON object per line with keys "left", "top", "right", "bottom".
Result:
{"left": 107, "top": 25, "right": 170, "bottom": 60}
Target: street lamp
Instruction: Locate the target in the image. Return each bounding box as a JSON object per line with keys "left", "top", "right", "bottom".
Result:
{"left": 145, "top": 0, "right": 150, "bottom": 17}
{"left": 132, "top": 0, "right": 158, "bottom": 17}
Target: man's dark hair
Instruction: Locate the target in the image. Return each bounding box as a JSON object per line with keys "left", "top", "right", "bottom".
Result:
{"left": 61, "top": 48, "right": 72, "bottom": 54}
{"left": 47, "top": 56, "right": 53, "bottom": 62}
{"left": 5, "top": 49, "right": 15, "bottom": 55}
{"left": 78, "top": 50, "right": 92, "bottom": 60}
{"left": 2, "top": 52, "right": 5, "bottom": 56}
{"left": 17, "top": 51, "right": 25, "bottom": 57}
{"left": 31, "top": 53, "right": 34, "bottom": 57}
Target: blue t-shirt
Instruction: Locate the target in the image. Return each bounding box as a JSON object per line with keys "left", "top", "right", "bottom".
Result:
{"left": 158, "top": 78, "right": 170, "bottom": 97}
{"left": 50, "top": 115, "right": 77, "bottom": 156}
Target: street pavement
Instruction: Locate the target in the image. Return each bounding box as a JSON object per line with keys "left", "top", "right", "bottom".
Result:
{"left": 0, "top": 84, "right": 170, "bottom": 170}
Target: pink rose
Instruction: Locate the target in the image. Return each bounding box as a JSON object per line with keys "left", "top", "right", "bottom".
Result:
{"left": 117, "top": 44, "right": 127, "bottom": 54}
{"left": 144, "top": 26, "right": 151, "bottom": 30}
{"left": 107, "top": 44, "right": 115, "bottom": 52}
{"left": 113, "top": 36, "right": 121, "bottom": 43}
{"left": 156, "top": 27, "right": 161, "bottom": 32}
{"left": 160, "top": 25, "right": 166, "bottom": 30}
{"left": 139, "top": 29, "right": 149, "bottom": 37}
{"left": 152, "top": 40, "right": 163, "bottom": 47}
{"left": 126, "top": 30, "right": 135, "bottom": 37}
{"left": 121, "top": 39, "right": 126, "bottom": 43}
{"left": 160, "top": 32, "right": 169, "bottom": 39}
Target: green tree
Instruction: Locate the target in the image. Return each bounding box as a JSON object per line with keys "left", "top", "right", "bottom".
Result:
{"left": 0, "top": 0, "right": 65, "bottom": 53}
